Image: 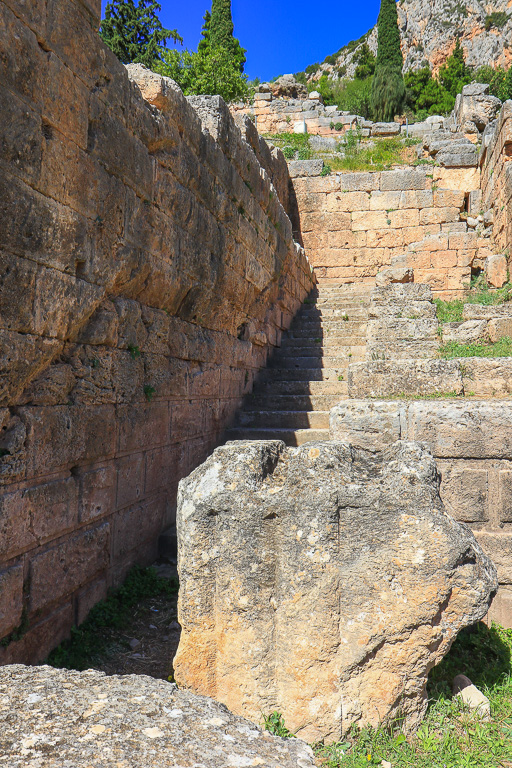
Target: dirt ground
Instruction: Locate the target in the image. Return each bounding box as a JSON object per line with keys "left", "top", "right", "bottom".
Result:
{"left": 88, "top": 563, "right": 181, "bottom": 681}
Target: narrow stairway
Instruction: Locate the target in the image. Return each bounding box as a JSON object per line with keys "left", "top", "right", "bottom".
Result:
{"left": 226, "top": 283, "right": 372, "bottom": 446}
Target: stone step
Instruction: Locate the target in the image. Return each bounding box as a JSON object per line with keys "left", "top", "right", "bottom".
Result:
{"left": 225, "top": 427, "right": 330, "bottom": 446}
{"left": 294, "top": 315, "right": 369, "bottom": 327}
{"left": 246, "top": 393, "right": 345, "bottom": 411}
{"left": 282, "top": 337, "right": 366, "bottom": 350}
{"left": 253, "top": 379, "right": 348, "bottom": 395}
{"left": 300, "top": 309, "right": 371, "bottom": 321}
{"left": 260, "top": 367, "right": 346, "bottom": 381}
{"left": 287, "top": 326, "right": 367, "bottom": 338}
{"left": 273, "top": 347, "right": 365, "bottom": 361}
{"left": 269, "top": 353, "right": 365, "bottom": 369}
{"left": 236, "top": 410, "right": 330, "bottom": 430}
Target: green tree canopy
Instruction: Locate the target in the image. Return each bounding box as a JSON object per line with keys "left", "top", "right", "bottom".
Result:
{"left": 353, "top": 42, "right": 376, "bottom": 81}
{"left": 371, "top": 0, "right": 405, "bottom": 121}
{"left": 210, "top": 0, "right": 246, "bottom": 71}
{"left": 100, "top": 0, "right": 182, "bottom": 68}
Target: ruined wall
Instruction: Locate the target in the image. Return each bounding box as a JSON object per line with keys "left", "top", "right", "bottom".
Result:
{"left": 331, "top": 401, "right": 512, "bottom": 626}
{"left": 481, "top": 101, "right": 512, "bottom": 264}
{"left": 293, "top": 165, "right": 485, "bottom": 298}
{"left": 0, "top": 0, "right": 313, "bottom": 661}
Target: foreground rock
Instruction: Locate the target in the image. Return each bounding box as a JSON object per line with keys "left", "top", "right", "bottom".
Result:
{"left": 0, "top": 665, "right": 315, "bottom": 767}
{"left": 174, "top": 440, "right": 497, "bottom": 742}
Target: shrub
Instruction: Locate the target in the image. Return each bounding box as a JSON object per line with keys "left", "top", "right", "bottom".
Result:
{"left": 485, "top": 11, "right": 509, "bottom": 30}
{"left": 334, "top": 121, "right": 343, "bottom": 131}
{"left": 305, "top": 62, "right": 320, "bottom": 76}
{"left": 282, "top": 146, "right": 295, "bottom": 159}
{"left": 320, "top": 164, "right": 332, "bottom": 176}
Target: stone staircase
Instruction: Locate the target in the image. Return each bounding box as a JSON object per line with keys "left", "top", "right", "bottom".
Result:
{"left": 225, "top": 283, "right": 372, "bottom": 445}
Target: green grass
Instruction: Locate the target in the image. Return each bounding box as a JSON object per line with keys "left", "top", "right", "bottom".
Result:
{"left": 45, "top": 566, "right": 178, "bottom": 671}
{"left": 330, "top": 136, "right": 420, "bottom": 173}
{"left": 435, "top": 298, "right": 464, "bottom": 323}
{"left": 265, "top": 623, "right": 512, "bottom": 768}
{"left": 435, "top": 281, "right": 512, "bottom": 327}
{"left": 439, "top": 336, "right": 512, "bottom": 359}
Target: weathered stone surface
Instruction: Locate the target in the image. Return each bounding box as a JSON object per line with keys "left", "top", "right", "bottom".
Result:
{"left": 442, "top": 320, "right": 487, "bottom": 343}
{"left": 348, "top": 359, "right": 462, "bottom": 398}
{"left": 0, "top": 665, "right": 315, "bottom": 767}
{"left": 453, "top": 674, "right": 491, "bottom": 719}
{"left": 174, "top": 439, "right": 497, "bottom": 741}
{"left": 288, "top": 159, "right": 324, "bottom": 177}
{"left": 486, "top": 254, "right": 508, "bottom": 288}
{"left": 371, "top": 122, "right": 400, "bottom": 136}
{"left": 375, "top": 266, "right": 413, "bottom": 285}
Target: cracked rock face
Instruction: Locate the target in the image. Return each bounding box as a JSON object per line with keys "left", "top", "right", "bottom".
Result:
{"left": 0, "top": 665, "right": 315, "bottom": 767}
{"left": 311, "top": 0, "right": 512, "bottom": 82}
{"left": 174, "top": 440, "right": 497, "bottom": 743}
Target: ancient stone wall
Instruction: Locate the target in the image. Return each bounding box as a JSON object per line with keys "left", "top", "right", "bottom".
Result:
{"left": 331, "top": 401, "right": 512, "bottom": 625}
{"left": 0, "top": 0, "right": 313, "bottom": 662}
{"left": 481, "top": 101, "right": 512, "bottom": 266}
{"left": 292, "top": 165, "right": 484, "bottom": 297}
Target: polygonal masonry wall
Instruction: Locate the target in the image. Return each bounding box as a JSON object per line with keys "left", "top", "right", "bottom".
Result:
{"left": 0, "top": 0, "right": 313, "bottom": 662}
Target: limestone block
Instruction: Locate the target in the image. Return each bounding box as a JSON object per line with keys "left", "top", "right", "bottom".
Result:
{"left": 476, "top": 531, "right": 512, "bottom": 578}
{"left": 458, "top": 358, "right": 512, "bottom": 397}
{"left": 439, "top": 465, "right": 488, "bottom": 523}
{"left": 371, "top": 122, "right": 400, "bottom": 136}
{"left": 488, "top": 317, "right": 512, "bottom": 342}
{"left": 348, "top": 360, "right": 462, "bottom": 398}
{"left": 453, "top": 675, "right": 491, "bottom": 719}
{"left": 485, "top": 254, "right": 508, "bottom": 288}
{"left": 442, "top": 320, "right": 487, "bottom": 343}
{"left": 436, "top": 146, "right": 478, "bottom": 168}
{"left": 0, "top": 665, "right": 316, "bottom": 767}
{"left": 375, "top": 267, "right": 414, "bottom": 286}
{"left": 339, "top": 172, "right": 380, "bottom": 192}
{"left": 463, "top": 303, "right": 512, "bottom": 320}
{"left": 29, "top": 522, "right": 109, "bottom": 612}
{"left": 287, "top": 159, "right": 323, "bottom": 177}
{"left": 175, "top": 440, "right": 497, "bottom": 740}
{"left": 330, "top": 400, "right": 404, "bottom": 450}
{"left": 0, "top": 564, "right": 23, "bottom": 637}
{"left": 380, "top": 169, "right": 427, "bottom": 191}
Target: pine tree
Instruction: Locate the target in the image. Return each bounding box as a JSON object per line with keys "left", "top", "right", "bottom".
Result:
{"left": 209, "top": 0, "right": 246, "bottom": 72}
{"left": 371, "top": 0, "right": 405, "bottom": 121}
{"left": 100, "top": 0, "right": 182, "bottom": 69}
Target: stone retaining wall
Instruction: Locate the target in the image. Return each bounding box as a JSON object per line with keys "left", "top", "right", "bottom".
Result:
{"left": 480, "top": 101, "right": 512, "bottom": 262}
{"left": 0, "top": 0, "right": 313, "bottom": 662}
{"left": 292, "top": 166, "right": 484, "bottom": 296}
{"left": 330, "top": 400, "right": 512, "bottom": 625}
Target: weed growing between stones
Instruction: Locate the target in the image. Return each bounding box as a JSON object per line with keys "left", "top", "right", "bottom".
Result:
{"left": 46, "top": 566, "right": 178, "bottom": 671}
{"left": 266, "top": 623, "right": 512, "bottom": 767}
{"left": 439, "top": 336, "right": 512, "bottom": 359}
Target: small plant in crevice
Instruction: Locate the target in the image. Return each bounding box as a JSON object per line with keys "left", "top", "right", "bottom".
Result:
{"left": 128, "top": 344, "right": 141, "bottom": 360}
{"left": 0, "top": 609, "right": 29, "bottom": 648}
{"left": 262, "top": 711, "right": 295, "bottom": 739}
{"left": 321, "top": 164, "right": 332, "bottom": 176}
{"left": 144, "top": 384, "right": 156, "bottom": 402}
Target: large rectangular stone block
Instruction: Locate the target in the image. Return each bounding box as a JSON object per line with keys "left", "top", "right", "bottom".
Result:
{"left": 438, "top": 464, "right": 489, "bottom": 522}
{"left": 29, "top": 522, "right": 110, "bottom": 612}
{"left": 0, "top": 564, "right": 23, "bottom": 638}
{"left": 348, "top": 360, "right": 462, "bottom": 398}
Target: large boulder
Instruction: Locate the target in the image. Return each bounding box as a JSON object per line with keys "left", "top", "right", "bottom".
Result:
{"left": 269, "top": 74, "right": 308, "bottom": 100}
{"left": 0, "top": 665, "right": 316, "bottom": 767}
{"left": 174, "top": 440, "right": 497, "bottom": 743}
{"left": 454, "top": 82, "right": 502, "bottom": 133}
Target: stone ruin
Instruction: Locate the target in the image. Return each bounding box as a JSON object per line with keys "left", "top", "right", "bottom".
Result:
{"left": 0, "top": 0, "right": 512, "bottom": 758}
{"left": 175, "top": 440, "right": 497, "bottom": 742}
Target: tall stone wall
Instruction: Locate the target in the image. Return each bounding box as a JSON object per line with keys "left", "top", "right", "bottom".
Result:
{"left": 0, "top": 0, "right": 313, "bottom": 662}
{"left": 293, "top": 165, "right": 484, "bottom": 297}
{"left": 481, "top": 101, "right": 512, "bottom": 263}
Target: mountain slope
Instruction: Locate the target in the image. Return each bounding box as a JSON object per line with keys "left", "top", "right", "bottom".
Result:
{"left": 307, "top": 0, "right": 512, "bottom": 81}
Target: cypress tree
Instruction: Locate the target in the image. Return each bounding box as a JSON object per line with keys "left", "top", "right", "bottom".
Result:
{"left": 100, "top": 0, "right": 182, "bottom": 69}
{"left": 371, "top": 0, "right": 405, "bottom": 121}
{"left": 209, "top": 0, "right": 246, "bottom": 71}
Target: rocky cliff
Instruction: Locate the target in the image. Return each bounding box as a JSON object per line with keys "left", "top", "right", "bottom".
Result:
{"left": 312, "top": 0, "right": 512, "bottom": 80}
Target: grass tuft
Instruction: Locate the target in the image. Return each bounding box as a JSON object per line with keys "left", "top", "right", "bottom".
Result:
{"left": 439, "top": 336, "right": 512, "bottom": 359}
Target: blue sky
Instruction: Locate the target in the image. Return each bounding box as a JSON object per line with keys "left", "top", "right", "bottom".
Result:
{"left": 101, "top": 1, "right": 382, "bottom": 81}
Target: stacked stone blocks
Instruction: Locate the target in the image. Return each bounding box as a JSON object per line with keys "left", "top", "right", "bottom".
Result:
{"left": 0, "top": 0, "right": 313, "bottom": 660}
